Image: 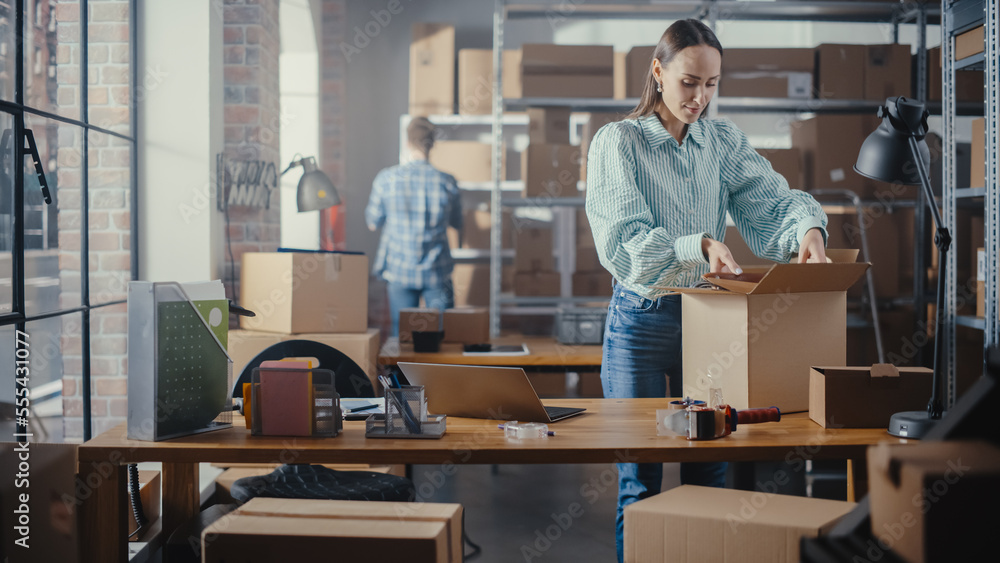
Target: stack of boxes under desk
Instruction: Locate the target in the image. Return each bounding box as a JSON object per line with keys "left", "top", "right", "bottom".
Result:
{"left": 223, "top": 251, "right": 403, "bottom": 484}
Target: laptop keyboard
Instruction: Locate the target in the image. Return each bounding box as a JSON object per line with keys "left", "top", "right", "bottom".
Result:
{"left": 544, "top": 406, "right": 583, "bottom": 419}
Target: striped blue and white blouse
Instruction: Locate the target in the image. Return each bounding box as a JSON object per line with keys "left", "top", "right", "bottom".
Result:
{"left": 585, "top": 114, "right": 827, "bottom": 299}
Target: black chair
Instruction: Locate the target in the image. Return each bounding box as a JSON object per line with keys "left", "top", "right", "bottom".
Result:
{"left": 168, "top": 340, "right": 414, "bottom": 563}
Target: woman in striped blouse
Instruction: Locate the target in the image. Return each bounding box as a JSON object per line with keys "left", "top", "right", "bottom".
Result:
{"left": 585, "top": 19, "right": 828, "bottom": 561}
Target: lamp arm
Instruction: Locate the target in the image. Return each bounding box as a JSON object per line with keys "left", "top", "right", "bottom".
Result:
{"left": 280, "top": 153, "right": 305, "bottom": 176}
{"left": 909, "top": 135, "right": 946, "bottom": 420}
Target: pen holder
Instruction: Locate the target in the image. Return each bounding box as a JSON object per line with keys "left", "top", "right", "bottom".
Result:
{"left": 365, "top": 385, "right": 446, "bottom": 439}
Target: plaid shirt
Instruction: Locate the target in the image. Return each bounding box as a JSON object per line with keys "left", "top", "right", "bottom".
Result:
{"left": 366, "top": 159, "right": 462, "bottom": 288}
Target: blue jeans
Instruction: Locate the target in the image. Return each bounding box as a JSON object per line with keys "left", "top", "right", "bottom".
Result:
{"left": 387, "top": 281, "right": 454, "bottom": 337}
{"left": 603, "top": 285, "right": 728, "bottom": 562}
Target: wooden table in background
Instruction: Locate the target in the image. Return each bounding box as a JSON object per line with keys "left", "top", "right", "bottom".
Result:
{"left": 378, "top": 335, "right": 603, "bottom": 370}
{"left": 77, "top": 398, "right": 906, "bottom": 563}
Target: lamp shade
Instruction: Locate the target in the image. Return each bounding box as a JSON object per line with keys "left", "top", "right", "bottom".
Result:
{"left": 854, "top": 96, "right": 931, "bottom": 186}
{"left": 296, "top": 156, "right": 340, "bottom": 212}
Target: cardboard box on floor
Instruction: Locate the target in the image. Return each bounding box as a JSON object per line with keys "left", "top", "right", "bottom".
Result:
{"left": 457, "top": 49, "right": 522, "bottom": 114}
{"left": 624, "top": 485, "right": 855, "bottom": 563}
{"left": 228, "top": 328, "right": 381, "bottom": 388}
{"left": 240, "top": 252, "right": 368, "bottom": 334}
{"left": 809, "top": 364, "right": 933, "bottom": 428}
{"left": 202, "top": 497, "right": 460, "bottom": 563}
{"left": 664, "top": 249, "right": 869, "bottom": 412}
{"left": 399, "top": 308, "right": 442, "bottom": 343}
{"left": 868, "top": 440, "right": 1000, "bottom": 563}
{"left": 864, "top": 44, "right": 911, "bottom": 101}
{"left": 815, "top": 44, "right": 866, "bottom": 100}
{"left": 442, "top": 307, "right": 489, "bottom": 344}
{"left": 521, "top": 44, "right": 614, "bottom": 98}
{"left": 409, "top": 23, "right": 454, "bottom": 116}
{"left": 522, "top": 143, "right": 582, "bottom": 198}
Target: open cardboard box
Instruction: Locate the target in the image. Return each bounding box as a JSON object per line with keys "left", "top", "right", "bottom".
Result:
{"left": 658, "top": 249, "right": 869, "bottom": 412}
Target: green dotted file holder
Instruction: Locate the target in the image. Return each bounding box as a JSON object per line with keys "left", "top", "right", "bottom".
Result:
{"left": 127, "top": 282, "right": 233, "bottom": 441}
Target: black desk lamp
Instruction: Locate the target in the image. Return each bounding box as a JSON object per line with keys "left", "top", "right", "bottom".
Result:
{"left": 854, "top": 96, "right": 943, "bottom": 439}
{"left": 281, "top": 155, "right": 340, "bottom": 212}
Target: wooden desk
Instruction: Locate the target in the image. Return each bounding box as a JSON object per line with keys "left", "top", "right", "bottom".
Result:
{"left": 78, "top": 398, "right": 905, "bottom": 562}
{"left": 378, "top": 335, "right": 603, "bottom": 370}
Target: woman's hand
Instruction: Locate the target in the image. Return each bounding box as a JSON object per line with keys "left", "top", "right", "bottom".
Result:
{"left": 701, "top": 237, "right": 742, "bottom": 274}
{"left": 798, "top": 228, "right": 828, "bottom": 263}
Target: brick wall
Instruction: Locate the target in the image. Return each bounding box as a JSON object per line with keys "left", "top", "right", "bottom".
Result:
{"left": 59, "top": 0, "right": 134, "bottom": 440}
{"left": 222, "top": 0, "right": 282, "bottom": 307}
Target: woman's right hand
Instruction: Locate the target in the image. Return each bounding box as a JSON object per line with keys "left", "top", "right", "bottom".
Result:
{"left": 701, "top": 237, "right": 743, "bottom": 275}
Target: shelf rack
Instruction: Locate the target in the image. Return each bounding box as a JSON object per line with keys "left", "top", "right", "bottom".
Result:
{"left": 485, "top": 0, "right": 942, "bottom": 337}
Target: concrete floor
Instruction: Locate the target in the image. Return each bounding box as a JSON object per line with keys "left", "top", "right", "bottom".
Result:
{"left": 411, "top": 463, "right": 683, "bottom": 563}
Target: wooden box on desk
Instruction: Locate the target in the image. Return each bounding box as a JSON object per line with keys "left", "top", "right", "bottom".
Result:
{"left": 202, "top": 498, "right": 463, "bottom": 563}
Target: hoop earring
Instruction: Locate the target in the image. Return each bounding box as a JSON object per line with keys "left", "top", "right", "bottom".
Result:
{"left": 656, "top": 83, "right": 662, "bottom": 93}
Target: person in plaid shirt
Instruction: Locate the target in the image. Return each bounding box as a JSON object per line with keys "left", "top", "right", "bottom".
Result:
{"left": 366, "top": 117, "right": 463, "bottom": 337}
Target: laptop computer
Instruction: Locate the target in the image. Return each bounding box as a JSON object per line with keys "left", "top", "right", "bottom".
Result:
{"left": 397, "top": 362, "right": 587, "bottom": 423}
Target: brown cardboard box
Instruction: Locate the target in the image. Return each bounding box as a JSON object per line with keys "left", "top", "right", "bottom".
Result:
{"left": 864, "top": 44, "right": 912, "bottom": 101}
{"left": 613, "top": 51, "right": 627, "bottom": 99}
{"left": 240, "top": 252, "right": 368, "bottom": 334}
{"left": 522, "top": 143, "right": 582, "bottom": 198}
{"left": 213, "top": 464, "right": 404, "bottom": 504}
{"left": 976, "top": 247, "right": 985, "bottom": 318}
{"left": 808, "top": 364, "right": 933, "bottom": 428}
{"left": 971, "top": 117, "right": 985, "bottom": 189}
{"left": 409, "top": 23, "right": 454, "bottom": 116}
{"left": 955, "top": 25, "right": 984, "bottom": 60}
{"left": 521, "top": 44, "right": 614, "bottom": 98}
{"left": 527, "top": 107, "right": 571, "bottom": 144}
{"left": 790, "top": 114, "right": 882, "bottom": 196}
{"left": 514, "top": 271, "right": 560, "bottom": 297}
{"left": 125, "top": 471, "right": 160, "bottom": 539}
{"left": 673, "top": 250, "right": 869, "bottom": 412}
{"left": 457, "top": 49, "right": 523, "bottom": 114}
{"left": 228, "top": 328, "right": 381, "bottom": 386}
{"left": 625, "top": 46, "right": 655, "bottom": 98}
{"left": 452, "top": 264, "right": 490, "bottom": 307}
{"left": 227, "top": 498, "right": 463, "bottom": 563}
{"left": 757, "top": 148, "right": 803, "bottom": 189}
{"left": 868, "top": 441, "right": 1000, "bottom": 563}
{"left": 722, "top": 48, "right": 814, "bottom": 73}
{"left": 624, "top": 485, "right": 855, "bottom": 563}
{"left": 575, "top": 245, "right": 602, "bottom": 272}
{"left": 925, "top": 46, "right": 983, "bottom": 102}
{"left": 572, "top": 270, "right": 613, "bottom": 297}
{"left": 815, "top": 44, "right": 866, "bottom": 100}
{"left": 442, "top": 307, "right": 489, "bottom": 344}
{"left": 515, "top": 227, "right": 554, "bottom": 272}
{"left": 455, "top": 207, "right": 513, "bottom": 250}
{"left": 429, "top": 141, "right": 495, "bottom": 183}
{"left": 527, "top": 372, "right": 568, "bottom": 397}
{"left": 203, "top": 511, "right": 450, "bottom": 563}
{"left": 580, "top": 112, "right": 621, "bottom": 182}
{"left": 399, "top": 308, "right": 442, "bottom": 342}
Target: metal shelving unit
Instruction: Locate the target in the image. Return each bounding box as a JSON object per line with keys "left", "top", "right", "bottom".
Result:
{"left": 487, "top": 0, "right": 941, "bottom": 337}
{"left": 942, "top": 0, "right": 997, "bottom": 406}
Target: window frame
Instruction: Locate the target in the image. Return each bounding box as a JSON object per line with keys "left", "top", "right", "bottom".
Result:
{"left": 1, "top": 0, "right": 138, "bottom": 441}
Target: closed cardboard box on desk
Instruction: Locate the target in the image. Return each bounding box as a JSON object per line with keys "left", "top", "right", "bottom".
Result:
{"left": 666, "top": 250, "right": 869, "bottom": 412}
{"left": 442, "top": 307, "right": 489, "bottom": 344}
{"left": 624, "top": 485, "right": 855, "bottom": 563}
{"left": 399, "top": 308, "right": 442, "bottom": 343}
{"left": 868, "top": 441, "right": 1000, "bottom": 563}
{"left": 240, "top": 252, "right": 368, "bottom": 334}
{"left": 521, "top": 44, "right": 614, "bottom": 98}
{"left": 409, "top": 23, "right": 454, "bottom": 116}
{"left": 809, "top": 364, "right": 933, "bottom": 428}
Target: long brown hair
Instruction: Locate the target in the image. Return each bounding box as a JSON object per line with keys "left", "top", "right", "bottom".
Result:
{"left": 625, "top": 19, "right": 723, "bottom": 120}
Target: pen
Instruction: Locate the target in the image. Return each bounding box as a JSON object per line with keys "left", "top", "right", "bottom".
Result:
{"left": 348, "top": 403, "right": 379, "bottom": 413}
{"left": 497, "top": 424, "right": 555, "bottom": 436}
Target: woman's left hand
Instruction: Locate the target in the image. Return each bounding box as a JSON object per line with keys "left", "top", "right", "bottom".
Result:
{"left": 798, "top": 228, "right": 828, "bottom": 263}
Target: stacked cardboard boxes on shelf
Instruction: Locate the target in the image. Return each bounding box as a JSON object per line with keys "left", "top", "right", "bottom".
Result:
{"left": 720, "top": 48, "right": 814, "bottom": 99}
{"left": 573, "top": 209, "right": 613, "bottom": 298}
{"left": 513, "top": 222, "right": 560, "bottom": 297}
